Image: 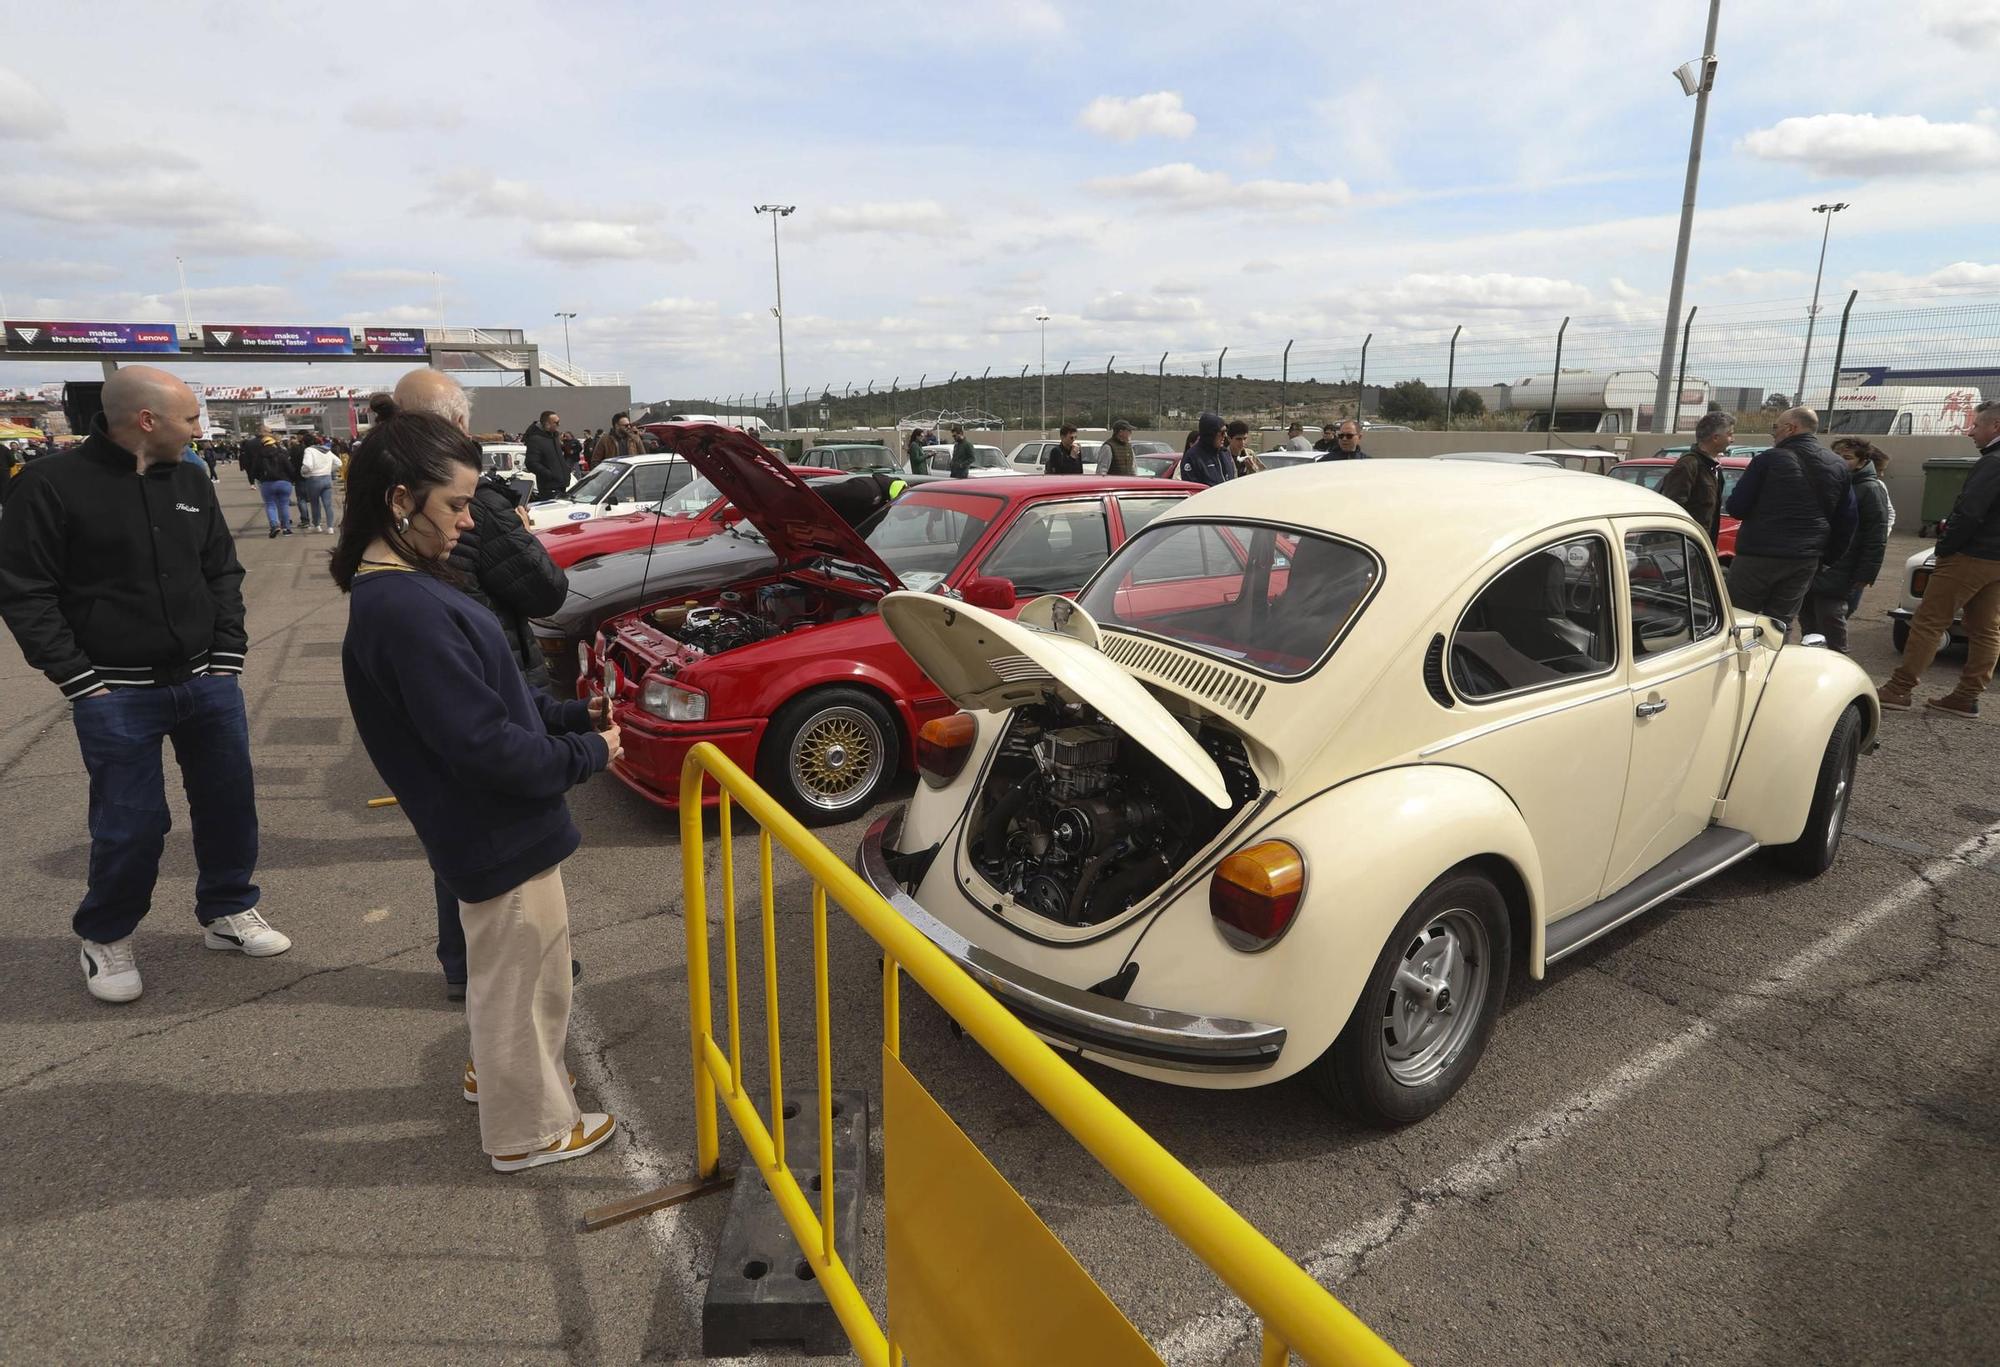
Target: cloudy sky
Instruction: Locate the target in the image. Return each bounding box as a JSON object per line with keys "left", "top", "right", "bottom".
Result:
{"left": 3, "top": 0, "right": 1998, "bottom": 403}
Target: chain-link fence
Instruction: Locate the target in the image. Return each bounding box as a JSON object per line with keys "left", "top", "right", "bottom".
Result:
{"left": 690, "top": 295, "right": 2000, "bottom": 436}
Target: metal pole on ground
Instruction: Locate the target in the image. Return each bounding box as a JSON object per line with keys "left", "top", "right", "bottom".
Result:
{"left": 1650, "top": 0, "right": 1721, "bottom": 433}
{"left": 1548, "top": 317, "right": 1570, "bottom": 434}
{"left": 1058, "top": 361, "right": 1070, "bottom": 426}
{"left": 1104, "top": 356, "right": 1115, "bottom": 427}
{"left": 754, "top": 204, "right": 797, "bottom": 430}
{"left": 1214, "top": 347, "right": 1227, "bottom": 413}
{"left": 1825, "top": 290, "right": 1858, "bottom": 424}
{"left": 1357, "top": 335, "right": 1371, "bottom": 420}
{"left": 1444, "top": 325, "right": 1461, "bottom": 430}
{"left": 1036, "top": 312, "right": 1049, "bottom": 432}
{"left": 1157, "top": 352, "right": 1168, "bottom": 428}
{"left": 1672, "top": 307, "right": 1698, "bottom": 434}
{"left": 1281, "top": 339, "right": 1293, "bottom": 418}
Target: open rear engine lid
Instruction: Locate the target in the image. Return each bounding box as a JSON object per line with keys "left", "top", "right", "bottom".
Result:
{"left": 880, "top": 591, "right": 1231, "bottom": 808}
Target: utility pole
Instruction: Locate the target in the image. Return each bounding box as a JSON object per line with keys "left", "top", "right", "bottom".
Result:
{"left": 1651, "top": 0, "right": 1722, "bottom": 433}
{"left": 174, "top": 256, "right": 196, "bottom": 340}
{"left": 754, "top": 204, "right": 796, "bottom": 430}
{"left": 553, "top": 311, "right": 576, "bottom": 367}
{"left": 1796, "top": 202, "right": 1850, "bottom": 401}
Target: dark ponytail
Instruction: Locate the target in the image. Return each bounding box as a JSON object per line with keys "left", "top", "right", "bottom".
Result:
{"left": 330, "top": 397, "right": 481, "bottom": 591}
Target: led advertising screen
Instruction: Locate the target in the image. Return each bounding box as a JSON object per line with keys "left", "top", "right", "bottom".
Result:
{"left": 202, "top": 325, "right": 354, "bottom": 355}
{"left": 5, "top": 321, "right": 181, "bottom": 353}
{"left": 361, "top": 328, "right": 427, "bottom": 355}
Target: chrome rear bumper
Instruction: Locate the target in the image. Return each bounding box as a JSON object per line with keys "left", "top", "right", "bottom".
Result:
{"left": 858, "top": 809, "right": 1285, "bottom": 1074}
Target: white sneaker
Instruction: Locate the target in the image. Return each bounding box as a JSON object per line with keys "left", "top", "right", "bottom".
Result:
{"left": 80, "top": 937, "right": 142, "bottom": 1003}
{"left": 202, "top": 908, "right": 292, "bottom": 957}
{"left": 491, "top": 1114, "right": 617, "bottom": 1172}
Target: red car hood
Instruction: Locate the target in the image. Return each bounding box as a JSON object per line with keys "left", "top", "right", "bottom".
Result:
{"left": 654, "top": 424, "right": 901, "bottom": 586}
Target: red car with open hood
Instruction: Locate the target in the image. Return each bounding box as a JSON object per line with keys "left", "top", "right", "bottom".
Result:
{"left": 592, "top": 425, "right": 1201, "bottom": 822}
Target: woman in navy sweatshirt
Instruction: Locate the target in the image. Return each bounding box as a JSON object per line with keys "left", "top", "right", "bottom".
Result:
{"left": 334, "top": 408, "right": 622, "bottom": 1173}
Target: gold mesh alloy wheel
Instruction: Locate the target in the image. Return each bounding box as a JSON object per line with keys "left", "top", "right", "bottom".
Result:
{"left": 787, "top": 704, "right": 887, "bottom": 812}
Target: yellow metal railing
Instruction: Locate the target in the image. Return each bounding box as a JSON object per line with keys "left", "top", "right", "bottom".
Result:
{"left": 680, "top": 741, "right": 1404, "bottom": 1367}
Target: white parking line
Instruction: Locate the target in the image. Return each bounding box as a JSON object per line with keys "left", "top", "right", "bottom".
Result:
{"left": 1161, "top": 822, "right": 2000, "bottom": 1366}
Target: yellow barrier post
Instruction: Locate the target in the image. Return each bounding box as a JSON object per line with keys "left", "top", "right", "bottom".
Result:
{"left": 673, "top": 741, "right": 1404, "bottom": 1367}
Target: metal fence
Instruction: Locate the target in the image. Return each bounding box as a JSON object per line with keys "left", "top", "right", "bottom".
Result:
{"left": 698, "top": 294, "right": 2000, "bottom": 433}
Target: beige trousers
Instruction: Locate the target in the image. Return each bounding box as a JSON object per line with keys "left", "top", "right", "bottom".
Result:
{"left": 461, "top": 864, "right": 581, "bottom": 1154}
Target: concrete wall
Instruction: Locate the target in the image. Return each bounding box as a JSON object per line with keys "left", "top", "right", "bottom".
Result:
{"left": 800, "top": 424, "right": 1976, "bottom": 536}
{"left": 466, "top": 385, "right": 632, "bottom": 440}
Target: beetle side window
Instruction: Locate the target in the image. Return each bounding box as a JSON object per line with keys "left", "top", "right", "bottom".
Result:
{"left": 1450, "top": 536, "right": 1615, "bottom": 700}
{"left": 1625, "top": 530, "right": 1724, "bottom": 657}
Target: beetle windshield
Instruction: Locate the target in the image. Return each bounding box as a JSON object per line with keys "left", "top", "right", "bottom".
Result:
{"left": 1078, "top": 520, "right": 1378, "bottom": 677}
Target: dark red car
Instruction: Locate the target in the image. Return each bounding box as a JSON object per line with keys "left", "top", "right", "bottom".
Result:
{"left": 1609, "top": 454, "right": 1753, "bottom": 563}
{"left": 593, "top": 426, "right": 1200, "bottom": 822}
{"left": 533, "top": 465, "right": 840, "bottom": 570}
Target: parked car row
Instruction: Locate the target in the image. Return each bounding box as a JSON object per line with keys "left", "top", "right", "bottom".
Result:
{"left": 520, "top": 424, "right": 1881, "bottom": 1133}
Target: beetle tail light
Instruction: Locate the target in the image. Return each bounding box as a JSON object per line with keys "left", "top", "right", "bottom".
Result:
{"left": 1210, "top": 841, "right": 1305, "bottom": 950}
{"left": 916, "top": 712, "right": 978, "bottom": 788}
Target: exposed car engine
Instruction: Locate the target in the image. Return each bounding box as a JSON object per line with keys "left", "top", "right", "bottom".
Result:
{"left": 968, "top": 701, "right": 1260, "bottom": 927}
{"left": 648, "top": 583, "right": 866, "bottom": 662}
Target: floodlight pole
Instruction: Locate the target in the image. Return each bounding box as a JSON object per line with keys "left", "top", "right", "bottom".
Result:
{"left": 754, "top": 204, "right": 796, "bottom": 430}
{"left": 1036, "top": 312, "right": 1050, "bottom": 432}
{"left": 1651, "top": 0, "right": 1721, "bottom": 433}
{"left": 1797, "top": 202, "right": 1850, "bottom": 400}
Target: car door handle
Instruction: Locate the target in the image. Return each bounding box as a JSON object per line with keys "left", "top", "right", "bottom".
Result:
{"left": 1636, "top": 698, "right": 1669, "bottom": 718}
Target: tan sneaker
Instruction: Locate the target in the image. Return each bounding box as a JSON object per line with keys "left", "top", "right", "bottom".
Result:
{"left": 463, "top": 1061, "right": 573, "bottom": 1104}
{"left": 1876, "top": 683, "right": 1913, "bottom": 711}
{"left": 491, "top": 1114, "right": 616, "bottom": 1172}
{"left": 1925, "top": 693, "right": 1980, "bottom": 719}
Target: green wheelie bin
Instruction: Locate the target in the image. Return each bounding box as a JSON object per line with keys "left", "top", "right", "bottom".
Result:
{"left": 1920, "top": 457, "right": 1979, "bottom": 535}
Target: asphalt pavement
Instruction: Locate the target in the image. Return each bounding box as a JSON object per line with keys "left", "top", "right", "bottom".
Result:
{"left": 1, "top": 473, "right": 1994, "bottom": 1365}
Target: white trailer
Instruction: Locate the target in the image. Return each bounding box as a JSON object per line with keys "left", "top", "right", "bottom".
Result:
{"left": 1819, "top": 386, "right": 1982, "bottom": 436}
{"left": 1511, "top": 369, "right": 1710, "bottom": 434}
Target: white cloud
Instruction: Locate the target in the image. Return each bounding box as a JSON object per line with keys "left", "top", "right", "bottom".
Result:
{"left": 1088, "top": 162, "right": 1351, "bottom": 213}
{"left": 344, "top": 99, "right": 466, "bottom": 132}
{"left": 1697, "top": 267, "right": 1812, "bottom": 295}
{"left": 1089, "top": 290, "right": 1204, "bottom": 323}
{"left": 132, "top": 284, "right": 294, "bottom": 320}
{"left": 175, "top": 221, "right": 327, "bottom": 258}
{"left": 431, "top": 169, "right": 561, "bottom": 220}
{"left": 1346, "top": 272, "right": 1594, "bottom": 321}
{"left": 9, "top": 170, "right": 224, "bottom": 225}
{"left": 1846, "top": 260, "right": 2000, "bottom": 299}
{"left": 1923, "top": 0, "right": 2000, "bottom": 48}
{"left": 16, "top": 260, "right": 119, "bottom": 283}
{"left": 338, "top": 269, "right": 447, "bottom": 292}
{"left": 1077, "top": 91, "right": 1196, "bottom": 142}
{"left": 62, "top": 140, "right": 200, "bottom": 171}
{"left": 811, "top": 200, "right": 958, "bottom": 237}
{"left": 336, "top": 303, "right": 441, "bottom": 326}
{"left": 0, "top": 66, "right": 62, "bottom": 139}
{"left": 525, "top": 221, "right": 694, "bottom": 263}
{"left": 1739, "top": 113, "right": 2000, "bottom": 177}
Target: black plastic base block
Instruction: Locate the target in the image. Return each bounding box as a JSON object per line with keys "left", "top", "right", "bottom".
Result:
{"left": 702, "top": 1087, "right": 871, "bottom": 1359}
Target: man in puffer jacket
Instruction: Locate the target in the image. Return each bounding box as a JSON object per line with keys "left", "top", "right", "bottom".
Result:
{"left": 1723, "top": 407, "right": 1856, "bottom": 630}
{"left": 1799, "top": 438, "right": 1890, "bottom": 652}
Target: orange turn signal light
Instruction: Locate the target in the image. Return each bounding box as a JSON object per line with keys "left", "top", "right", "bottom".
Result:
{"left": 916, "top": 711, "right": 978, "bottom": 787}
{"left": 1210, "top": 840, "right": 1306, "bottom": 949}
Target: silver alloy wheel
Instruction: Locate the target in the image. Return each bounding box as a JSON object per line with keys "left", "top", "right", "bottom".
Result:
{"left": 787, "top": 705, "right": 887, "bottom": 813}
{"left": 1382, "top": 907, "right": 1493, "bottom": 1087}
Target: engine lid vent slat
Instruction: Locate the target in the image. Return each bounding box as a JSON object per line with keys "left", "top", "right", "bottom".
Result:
{"left": 1099, "top": 632, "right": 1267, "bottom": 721}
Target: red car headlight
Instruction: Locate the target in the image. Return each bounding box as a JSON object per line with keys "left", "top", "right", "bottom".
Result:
{"left": 640, "top": 675, "right": 706, "bottom": 722}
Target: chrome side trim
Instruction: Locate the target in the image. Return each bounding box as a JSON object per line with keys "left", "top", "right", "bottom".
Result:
{"left": 859, "top": 810, "right": 1286, "bottom": 1073}
{"left": 1543, "top": 833, "right": 1760, "bottom": 965}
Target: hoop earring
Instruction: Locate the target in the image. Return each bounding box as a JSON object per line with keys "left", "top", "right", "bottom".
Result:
{"left": 395, "top": 515, "right": 411, "bottom": 533}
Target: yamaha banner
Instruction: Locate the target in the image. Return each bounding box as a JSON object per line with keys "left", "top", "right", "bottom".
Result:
{"left": 361, "top": 327, "right": 427, "bottom": 355}
{"left": 5, "top": 321, "right": 181, "bottom": 353}
{"left": 202, "top": 325, "right": 354, "bottom": 355}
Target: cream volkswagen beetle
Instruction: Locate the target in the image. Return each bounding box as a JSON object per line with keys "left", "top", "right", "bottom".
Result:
{"left": 860, "top": 461, "right": 1879, "bottom": 1126}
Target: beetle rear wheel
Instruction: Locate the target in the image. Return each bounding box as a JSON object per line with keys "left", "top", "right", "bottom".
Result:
{"left": 1313, "top": 871, "right": 1510, "bottom": 1127}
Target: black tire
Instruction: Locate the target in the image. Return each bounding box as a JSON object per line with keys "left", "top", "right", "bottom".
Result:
{"left": 1891, "top": 618, "right": 1910, "bottom": 653}
{"left": 1770, "top": 705, "right": 1861, "bottom": 877}
{"left": 1311, "top": 870, "right": 1511, "bottom": 1128}
{"left": 759, "top": 687, "right": 900, "bottom": 827}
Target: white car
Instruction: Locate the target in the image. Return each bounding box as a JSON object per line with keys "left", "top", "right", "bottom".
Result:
{"left": 862, "top": 462, "right": 1878, "bottom": 1126}
{"left": 922, "top": 443, "right": 1011, "bottom": 477}
{"left": 1889, "top": 547, "right": 1969, "bottom": 652}
{"left": 526, "top": 453, "right": 694, "bottom": 529}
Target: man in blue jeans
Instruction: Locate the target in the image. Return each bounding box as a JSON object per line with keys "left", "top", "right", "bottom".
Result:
{"left": 0, "top": 365, "right": 290, "bottom": 1003}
